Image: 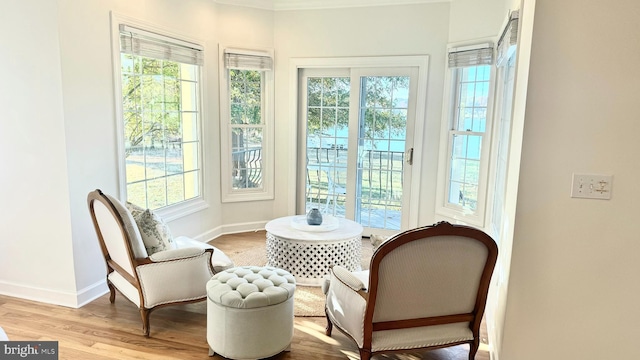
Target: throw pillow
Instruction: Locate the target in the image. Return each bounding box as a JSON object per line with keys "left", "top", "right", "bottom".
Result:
{"left": 126, "top": 202, "right": 175, "bottom": 255}
{"left": 126, "top": 201, "right": 145, "bottom": 218}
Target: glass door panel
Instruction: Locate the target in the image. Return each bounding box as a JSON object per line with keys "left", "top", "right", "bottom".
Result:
{"left": 305, "top": 75, "right": 350, "bottom": 216}
{"left": 355, "top": 76, "right": 410, "bottom": 231}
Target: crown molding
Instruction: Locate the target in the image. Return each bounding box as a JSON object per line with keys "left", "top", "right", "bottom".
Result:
{"left": 214, "top": 0, "right": 275, "bottom": 10}
{"left": 213, "top": 0, "right": 450, "bottom": 11}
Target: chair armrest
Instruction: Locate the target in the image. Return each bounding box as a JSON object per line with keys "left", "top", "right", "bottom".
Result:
{"left": 136, "top": 250, "right": 214, "bottom": 308}
{"left": 325, "top": 266, "right": 368, "bottom": 347}
{"left": 172, "top": 236, "right": 234, "bottom": 272}
{"left": 148, "top": 247, "right": 209, "bottom": 262}
{"left": 332, "top": 265, "right": 366, "bottom": 292}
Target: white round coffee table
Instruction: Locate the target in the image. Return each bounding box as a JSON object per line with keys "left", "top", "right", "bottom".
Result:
{"left": 265, "top": 215, "right": 363, "bottom": 286}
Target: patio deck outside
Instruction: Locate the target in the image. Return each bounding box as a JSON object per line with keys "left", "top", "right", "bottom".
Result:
{"left": 305, "top": 146, "right": 403, "bottom": 231}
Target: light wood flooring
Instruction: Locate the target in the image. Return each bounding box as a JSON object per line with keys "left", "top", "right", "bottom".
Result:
{"left": 0, "top": 231, "right": 489, "bottom": 360}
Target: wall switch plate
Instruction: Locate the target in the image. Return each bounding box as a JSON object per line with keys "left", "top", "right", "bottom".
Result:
{"left": 571, "top": 174, "right": 612, "bottom": 200}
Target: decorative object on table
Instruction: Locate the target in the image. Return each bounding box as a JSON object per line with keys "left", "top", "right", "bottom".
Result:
{"left": 306, "top": 207, "right": 323, "bottom": 225}
{"left": 290, "top": 214, "right": 339, "bottom": 232}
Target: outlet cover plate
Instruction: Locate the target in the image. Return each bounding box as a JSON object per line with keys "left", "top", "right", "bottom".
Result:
{"left": 571, "top": 174, "right": 612, "bottom": 200}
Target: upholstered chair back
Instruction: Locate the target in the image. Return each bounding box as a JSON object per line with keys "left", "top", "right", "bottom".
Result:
{"left": 369, "top": 232, "right": 491, "bottom": 324}
{"left": 324, "top": 222, "right": 497, "bottom": 360}
{"left": 90, "top": 194, "right": 148, "bottom": 277}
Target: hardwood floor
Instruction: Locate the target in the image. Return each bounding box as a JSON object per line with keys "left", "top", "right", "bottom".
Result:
{"left": 0, "top": 231, "right": 489, "bottom": 360}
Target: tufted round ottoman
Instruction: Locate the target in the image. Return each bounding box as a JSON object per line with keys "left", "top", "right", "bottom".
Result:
{"left": 206, "top": 266, "right": 296, "bottom": 359}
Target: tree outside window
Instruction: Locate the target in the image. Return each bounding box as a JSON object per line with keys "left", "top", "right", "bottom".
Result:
{"left": 120, "top": 52, "right": 202, "bottom": 209}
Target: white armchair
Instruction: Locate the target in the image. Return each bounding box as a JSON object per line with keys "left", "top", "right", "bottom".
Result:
{"left": 324, "top": 221, "right": 498, "bottom": 360}
{"left": 87, "top": 189, "right": 234, "bottom": 336}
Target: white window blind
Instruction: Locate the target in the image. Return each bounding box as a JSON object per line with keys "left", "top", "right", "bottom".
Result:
{"left": 448, "top": 43, "right": 494, "bottom": 68}
{"left": 496, "top": 11, "right": 520, "bottom": 66}
{"left": 119, "top": 24, "right": 204, "bottom": 65}
{"left": 224, "top": 48, "right": 273, "bottom": 71}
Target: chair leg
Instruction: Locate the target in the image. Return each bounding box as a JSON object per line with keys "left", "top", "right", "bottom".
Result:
{"left": 325, "top": 312, "right": 333, "bottom": 336}
{"left": 359, "top": 348, "right": 371, "bottom": 360}
{"left": 469, "top": 339, "right": 479, "bottom": 360}
{"left": 140, "top": 308, "right": 150, "bottom": 337}
{"left": 108, "top": 282, "right": 116, "bottom": 303}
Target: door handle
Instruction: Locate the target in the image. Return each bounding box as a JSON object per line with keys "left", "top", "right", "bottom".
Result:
{"left": 406, "top": 148, "right": 414, "bottom": 165}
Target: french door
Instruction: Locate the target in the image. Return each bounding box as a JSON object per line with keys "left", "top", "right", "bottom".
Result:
{"left": 298, "top": 66, "right": 421, "bottom": 235}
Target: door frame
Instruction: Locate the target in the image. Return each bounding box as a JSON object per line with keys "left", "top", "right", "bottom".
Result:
{"left": 288, "top": 55, "right": 429, "bottom": 230}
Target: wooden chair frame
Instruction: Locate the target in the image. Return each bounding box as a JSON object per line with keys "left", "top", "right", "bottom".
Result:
{"left": 87, "top": 189, "right": 214, "bottom": 337}
{"left": 325, "top": 221, "right": 498, "bottom": 360}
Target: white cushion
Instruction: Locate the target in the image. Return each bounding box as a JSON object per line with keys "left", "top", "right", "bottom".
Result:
{"left": 0, "top": 326, "right": 8, "bottom": 340}
{"left": 372, "top": 323, "right": 473, "bottom": 352}
{"left": 322, "top": 269, "right": 369, "bottom": 295}
{"left": 207, "top": 266, "right": 295, "bottom": 308}
{"left": 173, "top": 236, "right": 235, "bottom": 273}
{"left": 126, "top": 202, "right": 175, "bottom": 255}
{"left": 137, "top": 251, "right": 214, "bottom": 308}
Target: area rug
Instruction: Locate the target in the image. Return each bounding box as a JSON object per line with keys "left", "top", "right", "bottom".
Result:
{"left": 228, "top": 239, "right": 373, "bottom": 317}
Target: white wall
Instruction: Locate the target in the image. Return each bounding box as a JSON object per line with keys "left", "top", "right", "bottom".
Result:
{"left": 449, "top": 0, "right": 509, "bottom": 43}
{"left": 273, "top": 3, "right": 451, "bottom": 224}
{"left": 501, "top": 0, "right": 640, "bottom": 358}
{"left": 0, "top": 0, "right": 77, "bottom": 305}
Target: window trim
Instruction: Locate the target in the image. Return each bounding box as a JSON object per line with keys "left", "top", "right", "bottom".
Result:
{"left": 288, "top": 55, "right": 430, "bottom": 227}
{"left": 110, "top": 12, "right": 209, "bottom": 221}
{"left": 436, "top": 40, "right": 497, "bottom": 227}
{"left": 218, "top": 44, "right": 275, "bottom": 202}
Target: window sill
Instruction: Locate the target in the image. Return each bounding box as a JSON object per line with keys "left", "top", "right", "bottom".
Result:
{"left": 155, "top": 198, "right": 209, "bottom": 222}
{"left": 222, "top": 189, "right": 274, "bottom": 203}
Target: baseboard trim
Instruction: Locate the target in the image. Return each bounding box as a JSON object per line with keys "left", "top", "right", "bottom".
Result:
{"left": 76, "top": 279, "right": 109, "bottom": 308}
{"left": 194, "top": 220, "right": 267, "bottom": 243}
{"left": 0, "top": 280, "right": 80, "bottom": 308}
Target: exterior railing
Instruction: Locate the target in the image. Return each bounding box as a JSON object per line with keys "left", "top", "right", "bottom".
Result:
{"left": 305, "top": 147, "right": 405, "bottom": 205}
{"left": 232, "top": 147, "right": 262, "bottom": 188}
{"left": 231, "top": 146, "right": 404, "bottom": 230}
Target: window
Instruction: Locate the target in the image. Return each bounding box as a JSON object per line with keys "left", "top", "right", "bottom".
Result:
{"left": 437, "top": 43, "right": 495, "bottom": 225}
{"left": 490, "top": 10, "right": 519, "bottom": 241}
{"left": 219, "top": 47, "right": 274, "bottom": 202}
{"left": 115, "top": 21, "right": 204, "bottom": 212}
